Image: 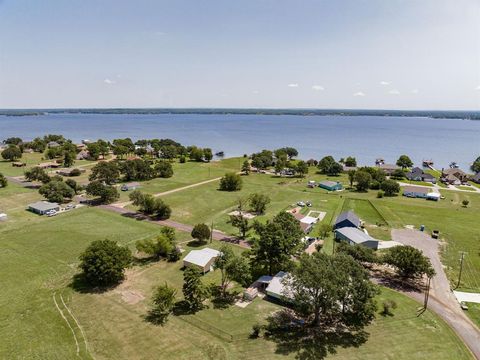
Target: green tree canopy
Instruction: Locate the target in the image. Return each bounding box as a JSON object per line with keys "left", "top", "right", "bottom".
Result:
{"left": 89, "top": 161, "right": 120, "bottom": 184}
{"left": 0, "top": 172, "right": 8, "bottom": 188}
{"left": 251, "top": 211, "right": 303, "bottom": 275}
{"left": 287, "top": 252, "right": 379, "bottom": 328}
{"left": 396, "top": 155, "right": 413, "bottom": 169}
{"left": 86, "top": 180, "right": 119, "bottom": 204}
{"left": 155, "top": 160, "right": 174, "bottom": 178}
{"left": 136, "top": 227, "right": 177, "bottom": 260}
{"left": 228, "top": 214, "right": 250, "bottom": 239}
{"left": 182, "top": 266, "right": 207, "bottom": 311}
{"left": 39, "top": 180, "right": 75, "bottom": 203}
{"left": 79, "top": 239, "right": 132, "bottom": 287}
{"left": 214, "top": 244, "right": 251, "bottom": 297}
{"left": 354, "top": 170, "right": 372, "bottom": 192}
{"left": 471, "top": 156, "right": 480, "bottom": 173}
{"left": 149, "top": 283, "right": 177, "bottom": 325}
{"left": 317, "top": 156, "right": 343, "bottom": 176}
{"left": 380, "top": 179, "right": 400, "bottom": 196}
{"left": 383, "top": 245, "right": 435, "bottom": 279}
{"left": 24, "top": 166, "right": 50, "bottom": 184}
{"left": 191, "top": 223, "right": 211, "bottom": 243}
{"left": 249, "top": 193, "right": 271, "bottom": 214}
{"left": 1, "top": 145, "right": 22, "bottom": 161}
{"left": 219, "top": 172, "right": 242, "bottom": 191}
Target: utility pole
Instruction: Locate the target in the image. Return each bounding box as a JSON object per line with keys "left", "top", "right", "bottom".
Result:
{"left": 210, "top": 220, "right": 214, "bottom": 243}
{"left": 455, "top": 252, "right": 467, "bottom": 289}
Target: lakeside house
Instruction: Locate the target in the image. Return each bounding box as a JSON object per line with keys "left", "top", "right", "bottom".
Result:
{"left": 334, "top": 211, "right": 360, "bottom": 230}
{"left": 334, "top": 227, "right": 379, "bottom": 250}
{"left": 403, "top": 186, "right": 440, "bottom": 201}
{"left": 405, "top": 167, "right": 436, "bottom": 183}
{"left": 28, "top": 201, "right": 60, "bottom": 215}
{"left": 76, "top": 150, "right": 90, "bottom": 160}
{"left": 318, "top": 180, "right": 343, "bottom": 191}
{"left": 121, "top": 182, "right": 141, "bottom": 191}
{"left": 342, "top": 165, "right": 357, "bottom": 172}
{"left": 265, "top": 271, "right": 293, "bottom": 302}
{"left": 377, "top": 163, "right": 400, "bottom": 175}
{"left": 441, "top": 168, "right": 468, "bottom": 185}
{"left": 183, "top": 248, "right": 221, "bottom": 274}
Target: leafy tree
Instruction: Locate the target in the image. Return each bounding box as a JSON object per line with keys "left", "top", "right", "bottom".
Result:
{"left": 295, "top": 160, "right": 308, "bottom": 177}
{"left": 317, "top": 156, "right": 342, "bottom": 176}
{"left": 471, "top": 156, "right": 480, "bottom": 173}
{"left": 89, "top": 161, "right": 120, "bottom": 184}
{"left": 214, "top": 245, "right": 251, "bottom": 297}
{"left": 347, "top": 170, "right": 356, "bottom": 188}
{"left": 203, "top": 148, "right": 213, "bottom": 162}
{"left": 119, "top": 159, "right": 154, "bottom": 181}
{"left": 344, "top": 156, "right": 357, "bottom": 167}
{"left": 462, "top": 199, "right": 469, "bottom": 208}
{"left": 228, "top": 214, "right": 250, "bottom": 239}
{"left": 182, "top": 267, "right": 207, "bottom": 311}
{"left": 179, "top": 155, "right": 186, "bottom": 163}
{"left": 63, "top": 150, "right": 75, "bottom": 167}
{"left": 336, "top": 242, "right": 377, "bottom": 264}
{"left": 189, "top": 146, "right": 204, "bottom": 162}
{"left": 136, "top": 227, "right": 176, "bottom": 259}
{"left": 396, "top": 155, "right": 413, "bottom": 169}
{"left": 79, "top": 239, "right": 132, "bottom": 287}
{"left": 65, "top": 179, "right": 79, "bottom": 194}
{"left": 380, "top": 179, "right": 400, "bottom": 196}
{"left": 219, "top": 172, "right": 242, "bottom": 191}
{"left": 112, "top": 138, "right": 135, "bottom": 158}
{"left": 29, "top": 137, "right": 47, "bottom": 152}
{"left": 0, "top": 172, "right": 8, "bottom": 187}
{"left": 86, "top": 142, "right": 101, "bottom": 160}
{"left": 24, "top": 166, "right": 50, "bottom": 183}
{"left": 251, "top": 212, "right": 303, "bottom": 275}
{"left": 149, "top": 283, "right": 176, "bottom": 324}
{"left": 287, "top": 252, "right": 379, "bottom": 328}
{"left": 383, "top": 245, "right": 435, "bottom": 279}
{"left": 241, "top": 160, "right": 250, "bottom": 175}
{"left": 354, "top": 170, "right": 372, "bottom": 192}
{"left": 251, "top": 150, "right": 274, "bottom": 169}
{"left": 249, "top": 193, "right": 270, "bottom": 214}
{"left": 391, "top": 169, "right": 406, "bottom": 180}
{"left": 160, "top": 145, "right": 178, "bottom": 160}
{"left": 39, "top": 180, "right": 75, "bottom": 203}
{"left": 3, "top": 137, "right": 22, "bottom": 145}
{"left": 129, "top": 190, "right": 171, "bottom": 219}
{"left": 1, "top": 145, "right": 22, "bottom": 161}
{"left": 155, "top": 160, "right": 173, "bottom": 178}
{"left": 275, "top": 147, "right": 298, "bottom": 160}
{"left": 317, "top": 223, "right": 332, "bottom": 239}
{"left": 97, "top": 139, "right": 110, "bottom": 158}
{"left": 191, "top": 223, "right": 211, "bottom": 244}
{"left": 86, "top": 181, "right": 119, "bottom": 204}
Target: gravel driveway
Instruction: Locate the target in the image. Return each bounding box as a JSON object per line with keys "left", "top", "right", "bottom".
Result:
{"left": 392, "top": 229, "right": 480, "bottom": 359}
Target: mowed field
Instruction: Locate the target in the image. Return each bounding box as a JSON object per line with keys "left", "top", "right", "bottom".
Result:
{"left": 0, "top": 206, "right": 472, "bottom": 359}
{"left": 1, "top": 158, "right": 479, "bottom": 358}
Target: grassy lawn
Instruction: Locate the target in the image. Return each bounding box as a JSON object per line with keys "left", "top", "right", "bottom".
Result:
{"left": 341, "top": 198, "right": 391, "bottom": 240}
{"left": 464, "top": 303, "right": 480, "bottom": 327}
{"left": 69, "top": 255, "right": 472, "bottom": 360}
{"left": 457, "top": 185, "right": 476, "bottom": 191}
{"left": 403, "top": 179, "right": 434, "bottom": 187}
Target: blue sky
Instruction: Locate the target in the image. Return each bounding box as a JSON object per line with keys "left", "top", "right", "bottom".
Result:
{"left": 0, "top": 0, "right": 479, "bottom": 109}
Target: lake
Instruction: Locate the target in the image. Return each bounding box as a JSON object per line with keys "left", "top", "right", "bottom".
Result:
{"left": 0, "top": 113, "right": 479, "bottom": 170}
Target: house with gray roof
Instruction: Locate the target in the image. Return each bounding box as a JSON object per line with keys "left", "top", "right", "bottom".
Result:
{"left": 334, "top": 211, "right": 360, "bottom": 230}
{"left": 406, "top": 167, "right": 436, "bottom": 183}
{"left": 319, "top": 180, "right": 343, "bottom": 191}
{"left": 28, "top": 201, "right": 60, "bottom": 215}
{"left": 335, "top": 227, "right": 379, "bottom": 250}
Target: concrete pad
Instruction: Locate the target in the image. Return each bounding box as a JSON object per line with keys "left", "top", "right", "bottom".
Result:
{"left": 377, "top": 241, "right": 403, "bottom": 250}
{"left": 454, "top": 291, "right": 480, "bottom": 304}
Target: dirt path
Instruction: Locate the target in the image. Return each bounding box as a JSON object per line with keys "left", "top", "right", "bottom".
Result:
{"left": 391, "top": 229, "right": 480, "bottom": 359}
{"left": 113, "top": 176, "right": 223, "bottom": 208}
{"left": 99, "top": 205, "right": 250, "bottom": 248}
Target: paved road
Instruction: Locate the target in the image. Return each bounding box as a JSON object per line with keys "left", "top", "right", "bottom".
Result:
{"left": 100, "top": 204, "right": 250, "bottom": 248}
{"left": 392, "top": 229, "right": 480, "bottom": 359}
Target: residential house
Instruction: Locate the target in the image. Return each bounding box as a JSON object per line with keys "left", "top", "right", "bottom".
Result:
{"left": 333, "top": 211, "right": 360, "bottom": 230}
{"left": 265, "top": 271, "right": 293, "bottom": 302}
{"left": 441, "top": 168, "right": 468, "bottom": 185}
{"left": 378, "top": 163, "right": 400, "bottom": 175}
{"left": 334, "top": 227, "right": 379, "bottom": 250}
{"left": 183, "top": 248, "right": 221, "bottom": 273}
{"left": 28, "top": 201, "right": 60, "bottom": 215}
{"left": 76, "top": 150, "right": 90, "bottom": 160}
{"left": 47, "top": 141, "right": 60, "bottom": 148}
{"left": 405, "top": 167, "right": 436, "bottom": 183}
{"left": 403, "top": 185, "right": 429, "bottom": 198}
{"left": 319, "top": 180, "right": 343, "bottom": 191}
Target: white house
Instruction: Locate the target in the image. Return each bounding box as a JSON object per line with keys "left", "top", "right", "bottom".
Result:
{"left": 183, "top": 248, "right": 221, "bottom": 273}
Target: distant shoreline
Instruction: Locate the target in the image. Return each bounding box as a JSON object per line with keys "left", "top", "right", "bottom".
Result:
{"left": 0, "top": 108, "right": 479, "bottom": 120}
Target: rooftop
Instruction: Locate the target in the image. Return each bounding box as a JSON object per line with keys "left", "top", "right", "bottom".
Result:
{"left": 403, "top": 186, "right": 430, "bottom": 194}
{"left": 183, "top": 248, "right": 221, "bottom": 267}
{"left": 335, "top": 227, "right": 377, "bottom": 245}
{"left": 335, "top": 210, "right": 360, "bottom": 227}
{"left": 28, "top": 201, "right": 59, "bottom": 211}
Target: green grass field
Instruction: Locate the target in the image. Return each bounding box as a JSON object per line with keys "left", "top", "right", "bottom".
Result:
{"left": 1, "top": 161, "right": 479, "bottom": 358}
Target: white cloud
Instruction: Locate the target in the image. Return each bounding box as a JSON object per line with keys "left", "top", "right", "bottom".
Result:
{"left": 103, "top": 78, "right": 116, "bottom": 85}
{"left": 252, "top": 90, "right": 260, "bottom": 94}
{"left": 287, "top": 83, "right": 299, "bottom": 88}
{"left": 380, "top": 81, "right": 390, "bottom": 86}
{"left": 475, "top": 85, "right": 480, "bottom": 91}
{"left": 389, "top": 89, "right": 400, "bottom": 95}
{"left": 353, "top": 91, "right": 366, "bottom": 97}
{"left": 312, "top": 85, "right": 325, "bottom": 91}
{"left": 411, "top": 89, "right": 419, "bottom": 94}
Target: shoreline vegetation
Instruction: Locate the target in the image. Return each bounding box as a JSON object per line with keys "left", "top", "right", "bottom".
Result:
{"left": 0, "top": 108, "right": 480, "bottom": 120}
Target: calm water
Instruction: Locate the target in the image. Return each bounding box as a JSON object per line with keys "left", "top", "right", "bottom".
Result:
{"left": 0, "top": 113, "right": 479, "bottom": 169}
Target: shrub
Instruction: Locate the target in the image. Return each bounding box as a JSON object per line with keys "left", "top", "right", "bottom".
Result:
{"left": 70, "top": 168, "right": 82, "bottom": 176}
{"left": 219, "top": 172, "right": 242, "bottom": 191}
{"left": 377, "top": 190, "right": 384, "bottom": 198}
{"left": 381, "top": 299, "right": 398, "bottom": 316}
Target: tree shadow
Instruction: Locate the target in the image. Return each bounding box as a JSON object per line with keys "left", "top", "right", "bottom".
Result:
{"left": 172, "top": 300, "right": 205, "bottom": 316}
{"left": 186, "top": 240, "right": 207, "bottom": 247}
{"left": 263, "top": 310, "right": 369, "bottom": 360}
{"left": 121, "top": 212, "right": 148, "bottom": 221}
{"left": 68, "top": 273, "right": 118, "bottom": 294}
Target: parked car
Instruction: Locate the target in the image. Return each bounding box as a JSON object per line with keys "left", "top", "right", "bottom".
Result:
{"left": 431, "top": 230, "right": 439, "bottom": 239}
{"left": 306, "top": 201, "right": 312, "bottom": 207}
{"left": 65, "top": 204, "right": 75, "bottom": 210}
{"left": 46, "top": 210, "right": 57, "bottom": 217}
{"left": 460, "top": 302, "right": 469, "bottom": 310}
{"left": 297, "top": 201, "right": 306, "bottom": 207}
